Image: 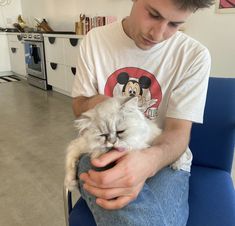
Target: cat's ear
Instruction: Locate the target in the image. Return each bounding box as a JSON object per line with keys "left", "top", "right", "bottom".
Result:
{"left": 74, "top": 114, "right": 91, "bottom": 134}
{"left": 121, "top": 96, "right": 139, "bottom": 111}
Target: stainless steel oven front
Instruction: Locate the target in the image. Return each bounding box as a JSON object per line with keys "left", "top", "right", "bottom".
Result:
{"left": 23, "top": 33, "right": 51, "bottom": 90}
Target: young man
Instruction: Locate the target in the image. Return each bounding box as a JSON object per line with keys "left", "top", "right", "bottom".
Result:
{"left": 71, "top": 0, "right": 214, "bottom": 225}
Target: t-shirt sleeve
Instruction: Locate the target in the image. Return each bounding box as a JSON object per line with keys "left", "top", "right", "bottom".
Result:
{"left": 166, "top": 48, "right": 211, "bottom": 123}
{"left": 71, "top": 34, "right": 98, "bottom": 98}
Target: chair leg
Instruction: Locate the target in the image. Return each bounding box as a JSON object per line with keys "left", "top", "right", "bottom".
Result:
{"left": 63, "top": 185, "right": 72, "bottom": 226}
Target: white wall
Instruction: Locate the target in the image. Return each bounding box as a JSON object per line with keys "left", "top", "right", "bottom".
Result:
{"left": 0, "top": 0, "right": 22, "bottom": 28}
{"left": 21, "top": 0, "right": 132, "bottom": 31}
{"left": 185, "top": 5, "right": 235, "bottom": 77}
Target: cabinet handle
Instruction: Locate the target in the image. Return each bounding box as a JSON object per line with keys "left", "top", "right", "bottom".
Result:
{"left": 48, "top": 37, "right": 56, "bottom": 44}
{"left": 71, "top": 67, "right": 76, "bottom": 75}
{"left": 50, "top": 62, "right": 57, "bottom": 70}
{"left": 11, "top": 48, "right": 17, "bottom": 53}
{"left": 17, "top": 34, "right": 22, "bottom": 41}
{"left": 69, "top": 38, "right": 78, "bottom": 47}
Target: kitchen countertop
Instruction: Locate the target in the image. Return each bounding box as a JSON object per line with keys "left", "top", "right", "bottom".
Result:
{"left": 43, "top": 33, "right": 84, "bottom": 38}
{"left": 0, "top": 31, "right": 84, "bottom": 40}
{"left": 0, "top": 31, "right": 84, "bottom": 38}
{"left": 0, "top": 32, "right": 21, "bottom": 35}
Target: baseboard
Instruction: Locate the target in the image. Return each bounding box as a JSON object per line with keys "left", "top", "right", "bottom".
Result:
{"left": 53, "top": 87, "right": 72, "bottom": 97}
{"left": 0, "top": 71, "right": 13, "bottom": 77}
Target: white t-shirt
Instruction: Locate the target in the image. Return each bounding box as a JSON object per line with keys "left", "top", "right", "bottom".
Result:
{"left": 72, "top": 21, "right": 211, "bottom": 172}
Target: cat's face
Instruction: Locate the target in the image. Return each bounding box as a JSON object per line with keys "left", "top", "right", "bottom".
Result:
{"left": 75, "top": 97, "right": 150, "bottom": 153}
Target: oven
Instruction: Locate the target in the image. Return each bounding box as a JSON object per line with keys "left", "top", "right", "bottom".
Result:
{"left": 23, "top": 33, "right": 51, "bottom": 90}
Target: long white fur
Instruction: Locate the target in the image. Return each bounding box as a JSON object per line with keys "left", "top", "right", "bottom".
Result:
{"left": 64, "top": 97, "right": 162, "bottom": 191}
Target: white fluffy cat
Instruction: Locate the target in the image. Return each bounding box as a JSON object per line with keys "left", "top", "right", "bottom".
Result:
{"left": 64, "top": 97, "right": 162, "bottom": 191}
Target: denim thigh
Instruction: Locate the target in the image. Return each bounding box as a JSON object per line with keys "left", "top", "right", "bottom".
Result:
{"left": 78, "top": 154, "right": 190, "bottom": 226}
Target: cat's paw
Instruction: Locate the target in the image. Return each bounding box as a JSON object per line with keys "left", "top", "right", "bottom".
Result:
{"left": 64, "top": 176, "right": 79, "bottom": 191}
{"left": 171, "top": 162, "right": 181, "bottom": 171}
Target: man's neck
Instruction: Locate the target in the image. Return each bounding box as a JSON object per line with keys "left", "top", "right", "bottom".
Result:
{"left": 122, "top": 17, "right": 132, "bottom": 40}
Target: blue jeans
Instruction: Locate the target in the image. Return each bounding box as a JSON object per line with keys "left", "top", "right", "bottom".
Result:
{"left": 78, "top": 154, "right": 190, "bottom": 226}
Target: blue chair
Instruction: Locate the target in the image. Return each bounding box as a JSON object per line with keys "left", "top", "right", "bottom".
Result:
{"left": 64, "top": 77, "right": 235, "bottom": 226}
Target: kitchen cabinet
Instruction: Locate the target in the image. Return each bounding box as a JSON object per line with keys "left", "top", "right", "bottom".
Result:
{"left": 44, "top": 34, "right": 83, "bottom": 97}
{"left": 7, "top": 33, "right": 27, "bottom": 78}
{"left": 0, "top": 33, "right": 11, "bottom": 76}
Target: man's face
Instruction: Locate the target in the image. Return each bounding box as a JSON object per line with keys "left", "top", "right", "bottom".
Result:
{"left": 123, "top": 0, "right": 192, "bottom": 50}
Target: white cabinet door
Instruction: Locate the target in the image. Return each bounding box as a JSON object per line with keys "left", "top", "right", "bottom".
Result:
{"left": 44, "top": 37, "right": 64, "bottom": 64}
{"left": 7, "top": 34, "right": 26, "bottom": 78}
{"left": 46, "top": 61, "right": 66, "bottom": 90}
{"left": 8, "top": 34, "right": 22, "bottom": 42}
{"left": 8, "top": 43, "right": 18, "bottom": 73}
{"left": 65, "top": 65, "right": 76, "bottom": 94}
{"left": 63, "top": 38, "right": 80, "bottom": 66}
{"left": 8, "top": 41, "right": 26, "bottom": 77}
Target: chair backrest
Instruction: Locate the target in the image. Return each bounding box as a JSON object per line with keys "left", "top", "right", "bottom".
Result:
{"left": 189, "top": 77, "right": 235, "bottom": 173}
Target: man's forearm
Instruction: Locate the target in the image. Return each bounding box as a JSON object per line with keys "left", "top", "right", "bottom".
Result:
{"left": 72, "top": 95, "right": 110, "bottom": 118}
{"left": 146, "top": 118, "right": 192, "bottom": 177}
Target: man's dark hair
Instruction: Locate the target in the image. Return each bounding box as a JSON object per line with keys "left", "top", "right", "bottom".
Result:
{"left": 175, "top": 0, "right": 215, "bottom": 11}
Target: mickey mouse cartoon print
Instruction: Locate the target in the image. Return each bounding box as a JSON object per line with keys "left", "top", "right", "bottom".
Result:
{"left": 104, "top": 67, "right": 162, "bottom": 119}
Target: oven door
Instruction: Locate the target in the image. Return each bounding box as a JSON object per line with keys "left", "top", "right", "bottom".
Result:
{"left": 24, "top": 41, "right": 46, "bottom": 79}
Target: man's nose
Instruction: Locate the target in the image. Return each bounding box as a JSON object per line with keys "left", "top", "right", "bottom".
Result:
{"left": 149, "top": 20, "right": 168, "bottom": 42}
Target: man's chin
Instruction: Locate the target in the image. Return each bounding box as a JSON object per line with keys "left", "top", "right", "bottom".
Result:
{"left": 135, "top": 42, "right": 156, "bottom": 50}
{"left": 135, "top": 37, "right": 160, "bottom": 50}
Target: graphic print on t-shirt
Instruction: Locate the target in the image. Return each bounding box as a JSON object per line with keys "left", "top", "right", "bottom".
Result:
{"left": 104, "top": 67, "right": 162, "bottom": 119}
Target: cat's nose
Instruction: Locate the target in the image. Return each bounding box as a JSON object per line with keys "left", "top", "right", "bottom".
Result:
{"left": 106, "top": 141, "right": 113, "bottom": 148}
{"left": 108, "top": 135, "right": 117, "bottom": 144}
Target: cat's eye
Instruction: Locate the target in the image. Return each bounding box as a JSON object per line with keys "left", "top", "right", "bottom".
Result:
{"left": 116, "top": 130, "right": 125, "bottom": 136}
{"left": 100, "top": 134, "right": 109, "bottom": 139}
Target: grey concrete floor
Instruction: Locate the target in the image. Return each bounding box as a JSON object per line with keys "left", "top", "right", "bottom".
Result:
{"left": 0, "top": 80, "right": 76, "bottom": 226}
{"left": 0, "top": 79, "right": 234, "bottom": 226}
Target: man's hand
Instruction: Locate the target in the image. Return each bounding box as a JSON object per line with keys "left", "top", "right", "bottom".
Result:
{"left": 79, "top": 149, "right": 157, "bottom": 210}
{"left": 79, "top": 118, "right": 192, "bottom": 210}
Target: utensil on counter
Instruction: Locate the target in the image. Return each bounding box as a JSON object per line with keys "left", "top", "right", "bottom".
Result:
{"left": 34, "top": 18, "right": 53, "bottom": 32}
{"left": 13, "top": 23, "right": 24, "bottom": 32}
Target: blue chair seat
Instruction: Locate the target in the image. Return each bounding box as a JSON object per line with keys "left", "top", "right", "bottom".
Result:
{"left": 69, "top": 198, "right": 95, "bottom": 226}
{"left": 187, "top": 165, "right": 235, "bottom": 226}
